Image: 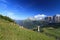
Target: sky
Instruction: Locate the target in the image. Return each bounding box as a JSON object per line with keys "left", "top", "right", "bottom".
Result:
{"left": 0, "top": 0, "right": 60, "bottom": 20}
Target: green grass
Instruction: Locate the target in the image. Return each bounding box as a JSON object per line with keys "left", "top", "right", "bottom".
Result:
{"left": 43, "top": 27, "right": 60, "bottom": 38}
{"left": 0, "top": 18, "right": 55, "bottom": 40}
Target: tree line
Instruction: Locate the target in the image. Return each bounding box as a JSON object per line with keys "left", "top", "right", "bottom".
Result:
{"left": 0, "top": 14, "right": 15, "bottom": 22}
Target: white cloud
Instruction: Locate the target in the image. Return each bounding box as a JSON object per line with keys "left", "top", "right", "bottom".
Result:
{"left": 28, "top": 14, "right": 47, "bottom": 20}
{"left": 28, "top": 17, "right": 36, "bottom": 20}
{"left": 0, "top": 10, "right": 20, "bottom": 20}
{"left": 34, "top": 14, "right": 46, "bottom": 19}
{"left": 6, "top": 12, "right": 20, "bottom": 20}
{"left": 56, "top": 14, "right": 60, "bottom": 16}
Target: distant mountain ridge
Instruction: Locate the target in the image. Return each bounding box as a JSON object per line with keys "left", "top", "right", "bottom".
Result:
{"left": 15, "top": 14, "right": 60, "bottom": 29}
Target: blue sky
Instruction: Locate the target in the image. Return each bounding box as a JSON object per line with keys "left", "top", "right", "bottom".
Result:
{"left": 0, "top": 0, "right": 60, "bottom": 20}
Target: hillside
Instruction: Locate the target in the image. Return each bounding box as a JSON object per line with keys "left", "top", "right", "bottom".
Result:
{"left": 0, "top": 15, "right": 55, "bottom": 40}
{"left": 43, "top": 27, "right": 60, "bottom": 40}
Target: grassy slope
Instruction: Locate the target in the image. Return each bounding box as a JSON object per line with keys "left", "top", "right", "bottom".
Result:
{"left": 0, "top": 19, "right": 55, "bottom": 40}
{"left": 43, "top": 28, "right": 60, "bottom": 38}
